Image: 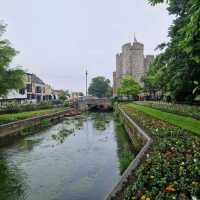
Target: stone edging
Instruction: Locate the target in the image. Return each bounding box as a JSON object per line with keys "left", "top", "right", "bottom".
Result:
{"left": 104, "top": 106, "right": 153, "bottom": 200}
{"left": 0, "top": 108, "right": 80, "bottom": 146}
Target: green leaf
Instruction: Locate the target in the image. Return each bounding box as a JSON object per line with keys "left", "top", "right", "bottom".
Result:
{"left": 195, "top": 95, "right": 200, "bottom": 101}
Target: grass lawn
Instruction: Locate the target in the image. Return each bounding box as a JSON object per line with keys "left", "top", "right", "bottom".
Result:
{"left": 0, "top": 108, "right": 66, "bottom": 125}
{"left": 127, "top": 103, "right": 200, "bottom": 135}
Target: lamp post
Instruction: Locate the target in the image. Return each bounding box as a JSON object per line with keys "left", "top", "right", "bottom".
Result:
{"left": 85, "top": 70, "right": 88, "bottom": 96}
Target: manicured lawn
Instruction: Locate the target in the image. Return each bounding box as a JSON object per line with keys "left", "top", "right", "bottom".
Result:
{"left": 136, "top": 101, "right": 200, "bottom": 120}
{"left": 0, "top": 108, "right": 65, "bottom": 125}
{"left": 127, "top": 103, "right": 200, "bottom": 135}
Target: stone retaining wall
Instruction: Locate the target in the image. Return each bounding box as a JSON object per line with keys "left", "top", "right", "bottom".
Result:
{"left": 0, "top": 108, "right": 80, "bottom": 147}
{"left": 105, "top": 106, "right": 153, "bottom": 200}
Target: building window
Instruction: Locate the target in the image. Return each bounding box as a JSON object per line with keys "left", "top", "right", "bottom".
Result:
{"left": 19, "top": 88, "right": 25, "bottom": 95}
{"left": 36, "top": 86, "right": 41, "bottom": 93}
{"left": 28, "top": 74, "right": 32, "bottom": 82}
{"left": 27, "top": 84, "right": 32, "bottom": 92}
{"left": 27, "top": 94, "right": 31, "bottom": 100}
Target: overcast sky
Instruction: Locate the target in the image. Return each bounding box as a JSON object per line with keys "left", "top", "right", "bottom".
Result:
{"left": 0, "top": 0, "right": 173, "bottom": 93}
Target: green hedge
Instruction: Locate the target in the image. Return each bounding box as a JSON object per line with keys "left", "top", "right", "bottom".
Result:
{"left": 0, "top": 101, "right": 59, "bottom": 114}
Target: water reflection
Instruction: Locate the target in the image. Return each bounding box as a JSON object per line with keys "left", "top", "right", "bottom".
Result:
{"left": 115, "top": 120, "right": 135, "bottom": 174}
{"left": 0, "top": 112, "right": 135, "bottom": 200}
{"left": 17, "top": 138, "right": 43, "bottom": 151}
{"left": 0, "top": 158, "right": 28, "bottom": 200}
{"left": 90, "top": 112, "right": 112, "bottom": 131}
{"left": 51, "top": 116, "right": 86, "bottom": 143}
{"left": 52, "top": 128, "right": 74, "bottom": 143}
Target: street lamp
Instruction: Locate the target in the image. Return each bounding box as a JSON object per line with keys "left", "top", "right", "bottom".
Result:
{"left": 85, "top": 70, "right": 88, "bottom": 96}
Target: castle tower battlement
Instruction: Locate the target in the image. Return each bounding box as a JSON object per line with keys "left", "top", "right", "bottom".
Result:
{"left": 113, "top": 38, "right": 154, "bottom": 96}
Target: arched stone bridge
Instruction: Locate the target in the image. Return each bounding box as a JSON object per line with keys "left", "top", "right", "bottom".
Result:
{"left": 74, "top": 97, "right": 112, "bottom": 111}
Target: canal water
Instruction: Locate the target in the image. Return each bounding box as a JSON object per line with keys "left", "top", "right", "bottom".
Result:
{"left": 0, "top": 112, "right": 134, "bottom": 200}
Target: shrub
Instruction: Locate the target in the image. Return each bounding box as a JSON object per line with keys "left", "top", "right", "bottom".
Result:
{"left": 0, "top": 101, "right": 55, "bottom": 114}
{"left": 1, "top": 103, "right": 21, "bottom": 113}
{"left": 63, "top": 101, "right": 69, "bottom": 107}
{"left": 37, "top": 101, "right": 53, "bottom": 109}
{"left": 51, "top": 99, "right": 63, "bottom": 106}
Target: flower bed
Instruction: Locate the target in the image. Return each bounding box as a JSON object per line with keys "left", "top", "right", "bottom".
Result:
{"left": 136, "top": 101, "right": 200, "bottom": 120}
{"left": 119, "top": 104, "right": 200, "bottom": 200}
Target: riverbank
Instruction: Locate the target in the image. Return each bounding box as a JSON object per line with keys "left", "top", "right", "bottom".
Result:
{"left": 114, "top": 103, "right": 200, "bottom": 200}
{"left": 0, "top": 112, "right": 134, "bottom": 200}
{"left": 105, "top": 105, "right": 153, "bottom": 200}
{"left": 0, "top": 107, "right": 66, "bottom": 125}
{"left": 0, "top": 108, "right": 81, "bottom": 147}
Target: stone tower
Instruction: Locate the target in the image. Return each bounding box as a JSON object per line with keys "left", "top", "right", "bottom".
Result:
{"left": 113, "top": 37, "right": 154, "bottom": 96}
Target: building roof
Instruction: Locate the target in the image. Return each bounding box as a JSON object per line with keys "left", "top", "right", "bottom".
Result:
{"left": 26, "top": 73, "right": 45, "bottom": 85}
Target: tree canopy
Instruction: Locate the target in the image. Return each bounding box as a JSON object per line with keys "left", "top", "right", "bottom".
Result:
{"left": 0, "top": 22, "right": 25, "bottom": 97}
{"left": 117, "top": 75, "right": 141, "bottom": 97}
{"left": 88, "top": 76, "right": 112, "bottom": 98}
{"left": 144, "top": 0, "right": 200, "bottom": 102}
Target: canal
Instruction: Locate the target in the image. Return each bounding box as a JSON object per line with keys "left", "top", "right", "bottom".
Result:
{"left": 0, "top": 112, "right": 135, "bottom": 200}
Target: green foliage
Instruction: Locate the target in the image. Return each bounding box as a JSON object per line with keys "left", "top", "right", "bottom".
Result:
{"left": 117, "top": 75, "right": 141, "bottom": 97}
{"left": 193, "top": 81, "right": 200, "bottom": 101}
{"left": 21, "top": 119, "right": 51, "bottom": 136}
{"left": 51, "top": 127, "right": 74, "bottom": 144}
{"left": 58, "top": 90, "right": 67, "bottom": 101}
{"left": 145, "top": 0, "right": 200, "bottom": 102}
{"left": 0, "top": 22, "right": 25, "bottom": 96}
{"left": 0, "top": 159, "right": 27, "bottom": 200}
{"left": 142, "top": 60, "right": 163, "bottom": 97}
{"left": 37, "top": 101, "right": 53, "bottom": 109}
{"left": 0, "top": 101, "right": 54, "bottom": 114}
{"left": 1, "top": 102, "right": 21, "bottom": 113}
{"left": 63, "top": 100, "right": 69, "bottom": 107}
{"left": 40, "top": 119, "right": 50, "bottom": 128}
{"left": 21, "top": 124, "right": 35, "bottom": 136}
{"left": 115, "top": 121, "right": 134, "bottom": 174}
{"left": 88, "top": 76, "right": 112, "bottom": 98}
